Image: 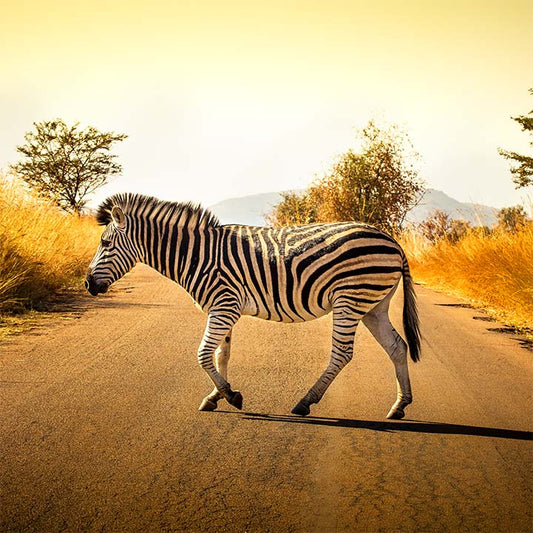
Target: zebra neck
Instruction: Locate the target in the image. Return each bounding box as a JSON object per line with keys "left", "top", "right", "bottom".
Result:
{"left": 138, "top": 221, "right": 218, "bottom": 303}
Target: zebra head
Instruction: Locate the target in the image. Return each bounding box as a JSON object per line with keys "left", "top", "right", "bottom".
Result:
{"left": 85, "top": 204, "right": 138, "bottom": 296}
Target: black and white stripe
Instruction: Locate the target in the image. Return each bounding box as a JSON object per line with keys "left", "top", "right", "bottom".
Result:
{"left": 86, "top": 193, "right": 420, "bottom": 418}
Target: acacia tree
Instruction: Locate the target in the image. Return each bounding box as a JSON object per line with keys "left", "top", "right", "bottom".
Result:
{"left": 10, "top": 119, "right": 127, "bottom": 213}
{"left": 269, "top": 120, "right": 424, "bottom": 234}
{"left": 499, "top": 89, "right": 533, "bottom": 189}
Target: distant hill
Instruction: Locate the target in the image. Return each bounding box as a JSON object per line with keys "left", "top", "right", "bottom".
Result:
{"left": 209, "top": 189, "right": 497, "bottom": 227}
{"left": 209, "top": 191, "right": 283, "bottom": 227}
{"left": 411, "top": 189, "right": 497, "bottom": 226}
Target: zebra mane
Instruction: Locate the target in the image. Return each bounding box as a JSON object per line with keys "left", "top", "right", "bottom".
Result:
{"left": 96, "top": 193, "right": 220, "bottom": 229}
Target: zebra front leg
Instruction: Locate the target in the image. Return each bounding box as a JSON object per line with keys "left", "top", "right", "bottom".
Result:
{"left": 292, "top": 301, "right": 359, "bottom": 416}
{"left": 198, "top": 328, "right": 233, "bottom": 411}
{"left": 197, "top": 312, "right": 243, "bottom": 410}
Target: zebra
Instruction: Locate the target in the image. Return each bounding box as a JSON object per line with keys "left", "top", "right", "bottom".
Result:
{"left": 85, "top": 193, "right": 420, "bottom": 419}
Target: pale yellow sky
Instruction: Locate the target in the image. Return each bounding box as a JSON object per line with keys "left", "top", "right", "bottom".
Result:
{"left": 1, "top": 0, "right": 532, "bottom": 208}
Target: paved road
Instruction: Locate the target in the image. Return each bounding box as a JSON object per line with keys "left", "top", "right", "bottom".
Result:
{"left": 1, "top": 265, "right": 531, "bottom": 532}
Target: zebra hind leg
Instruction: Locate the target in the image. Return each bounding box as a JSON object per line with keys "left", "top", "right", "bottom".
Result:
{"left": 198, "top": 329, "right": 233, "bottom": 411}
{"left": 292, "top": 299, "right": 359, "bottom": 416}
{"left": 363, "top": 303, "right": 413, "bottom": 420}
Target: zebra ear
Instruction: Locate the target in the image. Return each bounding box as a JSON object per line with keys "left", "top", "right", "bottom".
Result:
{"left": 111, "top": 206, "right": 126, "bottom": 229}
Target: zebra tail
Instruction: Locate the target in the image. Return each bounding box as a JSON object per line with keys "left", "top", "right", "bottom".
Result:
{"left": 402, "top": 254, "right": 421, "bottom": 362}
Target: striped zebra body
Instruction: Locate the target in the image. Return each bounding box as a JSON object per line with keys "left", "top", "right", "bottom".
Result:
{"left": 210, "top": 223, "right": 404, "bottom": 324}
{"left": 86, "top": 194, "right": 420, "bottom": 418}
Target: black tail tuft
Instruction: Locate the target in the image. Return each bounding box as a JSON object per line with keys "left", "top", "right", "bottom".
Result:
{"left": 402, "top": 255, "right": 421, "bottom": 362}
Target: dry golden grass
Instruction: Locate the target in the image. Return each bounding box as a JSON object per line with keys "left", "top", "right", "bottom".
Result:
{"left": 401, "top": 224, "right": 533, "bottom": 332}
{"left": 0, "top": 175, "right": 101, "bottom": 312}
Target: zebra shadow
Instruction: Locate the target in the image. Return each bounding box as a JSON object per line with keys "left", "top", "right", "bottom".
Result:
{"left": 230, "top": 412, "right": 532, "bottom": 441}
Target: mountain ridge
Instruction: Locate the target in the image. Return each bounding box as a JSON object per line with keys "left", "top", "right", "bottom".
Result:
{"left": 209, "top": 189, "right": 497, "bottom": 227}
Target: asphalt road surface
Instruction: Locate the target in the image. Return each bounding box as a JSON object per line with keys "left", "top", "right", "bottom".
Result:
{"left": 1, "top": 264, "right": 532, "bottom": 532}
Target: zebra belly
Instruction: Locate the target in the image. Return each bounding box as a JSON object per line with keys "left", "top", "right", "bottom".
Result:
{"left": 240, "top": 290, "right": 333, "bottom": 323}
{"left": 238, "top": 265, "right": 400, "bottom": 323}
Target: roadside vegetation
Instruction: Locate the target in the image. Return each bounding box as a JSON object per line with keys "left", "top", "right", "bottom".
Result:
{"left": 405, "top": 89, "right": 532, "bottom": 332}
{"left": 400, "top": 212, "right": 533, "bottom": 332}
{"left": 0, "top": 175, "right": 101, "bottom": 313}
{"left": 0, "top": 117, "right": 124, "bottom": 322}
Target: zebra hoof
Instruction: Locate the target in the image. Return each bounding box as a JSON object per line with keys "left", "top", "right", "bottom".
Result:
{"left": 227, "top": 390, "right": 243, "bottom": 410}
{"left": 198, "top": 398, "right": 218, "bottom": 411}
{"left": 386, "top": 407, "right": 405, "bottom": 420}
{"left": 291, "top": 402, "right": 310, "bottom": 416}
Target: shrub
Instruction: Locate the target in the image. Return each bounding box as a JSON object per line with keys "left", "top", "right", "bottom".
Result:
{"left": 401, "top": 222, "right": 533, "bottom": 330}
{"left": 0, "top": 174, "right": 101, "bottom": 311}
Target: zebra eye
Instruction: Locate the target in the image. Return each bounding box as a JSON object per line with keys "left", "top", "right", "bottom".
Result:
{"left": 101, "top": 239, "right": 112, "bottom": 248}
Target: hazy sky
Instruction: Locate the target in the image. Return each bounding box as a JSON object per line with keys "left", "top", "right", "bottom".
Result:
{"left": 1, "top": 0, "right": 532, "bottom": 209}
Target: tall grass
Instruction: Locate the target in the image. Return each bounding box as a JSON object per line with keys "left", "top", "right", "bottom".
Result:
{"left": 401, "top": 225, "right": 533, "bottom": 331}
{"left": 0, "top": 175, "right": 101, "bottom": 312}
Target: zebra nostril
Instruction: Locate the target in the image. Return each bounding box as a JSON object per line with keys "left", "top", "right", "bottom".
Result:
{"left": 84, "top": 280, "right": 90, "bottom": 289}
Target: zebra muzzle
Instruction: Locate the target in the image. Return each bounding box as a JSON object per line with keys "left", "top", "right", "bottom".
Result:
{"left": 85, "top": 275, "right": 109, "bottom": 296}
